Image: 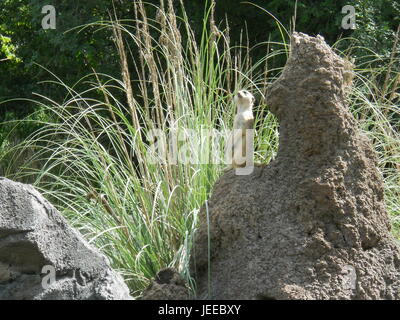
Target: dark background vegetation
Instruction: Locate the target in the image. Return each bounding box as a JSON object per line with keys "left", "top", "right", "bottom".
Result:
{"left": 0, "top": 0, "right": 399, "bottom": 132}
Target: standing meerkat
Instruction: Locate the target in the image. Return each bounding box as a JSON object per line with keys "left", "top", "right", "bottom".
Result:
{"left": 226, "top": 89, "right": 255, "bottom": 168}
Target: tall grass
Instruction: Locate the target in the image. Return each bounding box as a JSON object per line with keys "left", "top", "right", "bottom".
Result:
{"left": 0, "top": 0, "right": 399, "bottom": 297}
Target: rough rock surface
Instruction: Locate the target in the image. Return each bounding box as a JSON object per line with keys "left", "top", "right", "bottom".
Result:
{"left": 141, "top": 268, "right": 190, "bottom": 300}
{"left": 0, "top": 178, "right": 132, "bottom": 300}
{"left": 191, "top": 32, "right": 400, "bottom": 300}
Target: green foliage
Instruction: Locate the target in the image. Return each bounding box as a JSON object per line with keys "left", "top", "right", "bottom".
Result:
{"left": 0, "top": 0, "right": 126, "bottom": 107}
{"left": 0, "top": 34, "right": 21, "bottom": 62}
{"left": 352, "top": 0, "right": 400, "bottom": 58}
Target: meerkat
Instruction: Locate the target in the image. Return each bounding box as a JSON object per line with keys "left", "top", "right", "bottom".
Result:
{"left": 226, "top": 89, "right": 255, "bottom": 168}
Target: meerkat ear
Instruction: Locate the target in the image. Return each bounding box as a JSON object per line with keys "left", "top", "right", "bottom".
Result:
{"left": 251, "top": 96, "right": 255, "bottom": 104}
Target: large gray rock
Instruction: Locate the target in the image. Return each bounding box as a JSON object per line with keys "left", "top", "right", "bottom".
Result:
{"left": 191, "top": 32, "right": 400, "bottom": 299}
{"left": 0, "top": 178, "right": 132, "bottom": 300}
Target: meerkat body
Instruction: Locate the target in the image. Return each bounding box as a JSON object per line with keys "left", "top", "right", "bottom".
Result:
{"left": 227, "top": 90, "right": 255, "bottom": 168}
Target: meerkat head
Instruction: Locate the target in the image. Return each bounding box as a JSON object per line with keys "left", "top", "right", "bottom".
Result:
{"left": 234, "top": 90, "right": 255, "bottom": 111}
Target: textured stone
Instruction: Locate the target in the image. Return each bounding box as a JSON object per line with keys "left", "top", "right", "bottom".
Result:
{"left": 141, "top": 268, "right": 190, "bottom": 300}
{"left": 191, "top": 32, "right": 400, "bottom": 300}
{"left": 0, "top": 178, "right": 132, "bottom": 300}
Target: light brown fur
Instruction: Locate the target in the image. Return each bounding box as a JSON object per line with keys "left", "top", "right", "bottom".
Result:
{"left": 228, "top": 90, "right": 255, "bottom": 168}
